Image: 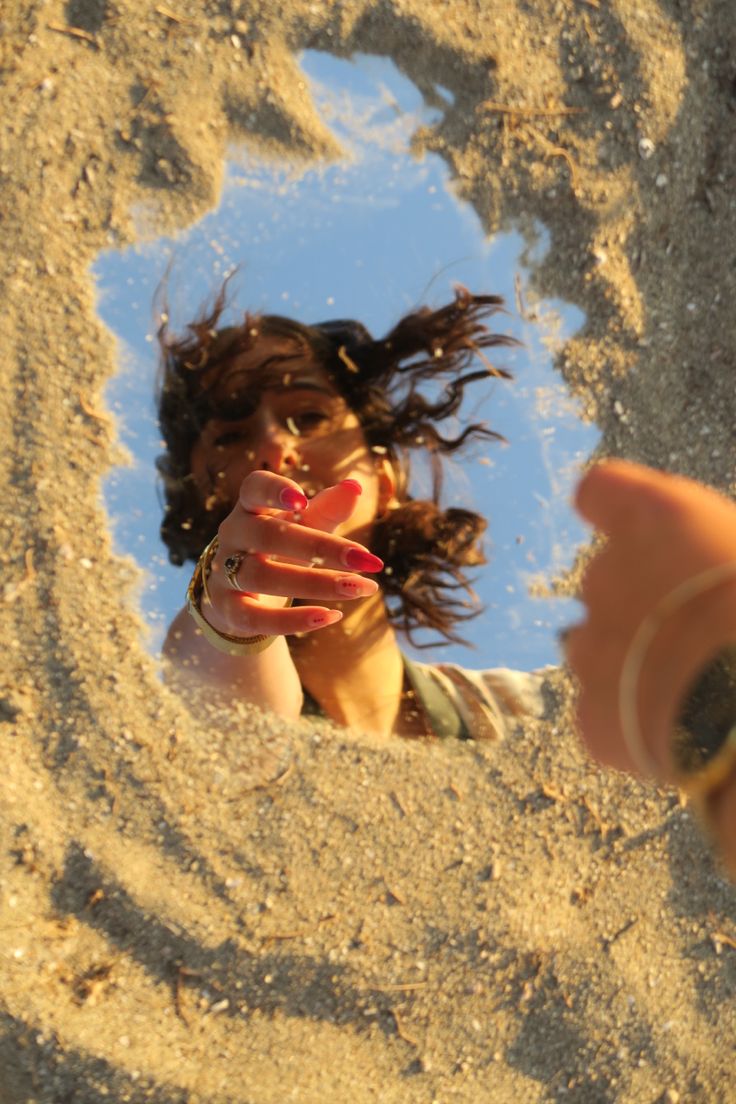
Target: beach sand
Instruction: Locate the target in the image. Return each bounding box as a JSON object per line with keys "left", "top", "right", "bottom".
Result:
{"left": 1, "top": 2, "right": 736, "bottom": 1100}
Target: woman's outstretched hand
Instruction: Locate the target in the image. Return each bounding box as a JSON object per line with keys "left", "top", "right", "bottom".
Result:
{"left": 203, "top": 471, "right": 383, "bottom": 640}
{"left": 565, "top": 459, "right": 736, "bottom": 876}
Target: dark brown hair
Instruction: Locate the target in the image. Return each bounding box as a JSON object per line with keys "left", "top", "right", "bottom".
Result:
{"left": 156, "top": 277, "right": 517, "bottom": 648}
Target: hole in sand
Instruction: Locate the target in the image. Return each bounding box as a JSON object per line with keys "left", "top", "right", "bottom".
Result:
{"left": 94, "top": 52, "right": 598, "bottom": 670}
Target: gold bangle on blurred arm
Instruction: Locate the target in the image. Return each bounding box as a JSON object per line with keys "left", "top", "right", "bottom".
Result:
{"left": 186, "top": 535, "right": 292, "bottom": 657}
{"left": 691, "top": 729, "right": 736, "bottom": 852}
{"left": 618, "top": 562, "right": 736, "bottom": 794}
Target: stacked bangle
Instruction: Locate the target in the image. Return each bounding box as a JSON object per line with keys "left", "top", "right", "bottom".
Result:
{"left": 618, "top": 562, "right": 736, "bottom": 804}
{"left": 186, "top": 536, "right": 292, "bottom": 656}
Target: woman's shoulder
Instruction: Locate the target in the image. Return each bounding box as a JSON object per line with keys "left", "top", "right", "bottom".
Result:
{"left": 404, "top": 656, "right": 553, "bottom": 740}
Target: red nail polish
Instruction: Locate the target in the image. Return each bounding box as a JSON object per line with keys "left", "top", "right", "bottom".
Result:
{"left": 280, "top": 487, "right": 308, "bottom": 511}
{"left": 340, "top": 479, "right": 362, "bottom": 494}
{"left": 344, "top": 548, "right": 384, "bottom": 573}
{"left": 309, "top": 610, "right": 343, "bottom": 628}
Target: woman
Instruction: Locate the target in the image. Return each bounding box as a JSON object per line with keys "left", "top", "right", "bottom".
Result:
{"left": 156, "top": 280, "right": 544, "bottom": 740}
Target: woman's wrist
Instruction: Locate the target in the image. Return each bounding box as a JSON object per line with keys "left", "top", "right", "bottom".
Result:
{"left": 619, "top": 564, "right": 736, "bottom": 784}
{"left": 187, "top": 536, "right": 292, "bottom": 656}
{"left": 670, "top": 643, "right": 736, "bottom": 797}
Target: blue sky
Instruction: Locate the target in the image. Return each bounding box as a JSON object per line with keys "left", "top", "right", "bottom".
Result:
{"left": 94, "top": 51, "right": 597, "bottom": 670}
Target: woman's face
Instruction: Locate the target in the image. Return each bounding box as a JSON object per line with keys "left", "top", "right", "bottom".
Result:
{"left": 190, "top": 335, "right": 395, "bottom": 545}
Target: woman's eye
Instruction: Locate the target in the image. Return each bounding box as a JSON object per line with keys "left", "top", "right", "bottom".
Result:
{"left": 290, "top": 410, "right": 329, "bottom": 432}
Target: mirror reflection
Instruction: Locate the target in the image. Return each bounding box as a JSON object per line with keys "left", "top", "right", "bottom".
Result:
{"left": 95, "top": 52, "right": 597, "bottom": 738}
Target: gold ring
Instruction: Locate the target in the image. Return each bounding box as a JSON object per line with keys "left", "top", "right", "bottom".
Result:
{"left": 186, "top": 536, "right": 294, "bottom": 656}
{"left": 224, "top": 551, "right": 249, "bottom": 592}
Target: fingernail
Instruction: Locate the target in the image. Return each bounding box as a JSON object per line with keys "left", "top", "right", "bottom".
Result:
{"left": 335, "top": 576, "right": 379, "bottom": 598}
{"left": 343, "top": 548, "right": 384, "bottom": 572}
{"left": 281, "top": 487, "right": 308, "bottom": 511}
{"left": 309, "top": 609, "right": 343, "bottom": 628}
{"left": 340, "top": 479, "right": 362, "bottom": 494}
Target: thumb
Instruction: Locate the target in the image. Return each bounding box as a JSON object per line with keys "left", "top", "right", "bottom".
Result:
{"left": 300, "top": 479, "right": 364, "bottom": 534}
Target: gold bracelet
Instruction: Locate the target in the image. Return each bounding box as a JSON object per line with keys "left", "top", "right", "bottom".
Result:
{"left": 690, "top": 736, "right": 736, "bottom": 857}
{"left": 186, "top": 535, "right": 292, "bottom": 656}
{"left": 618, "top": 562, "right": 736, "bottom": 791}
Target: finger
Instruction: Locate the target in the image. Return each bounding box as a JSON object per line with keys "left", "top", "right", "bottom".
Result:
{"left": 201, "top": 592, "right": 345, "bottom": 638}
{"left": 564, "top": 627, "right": 622, "bottom": 763}
{"left": 217, "top": 512, "right": 384, "bottom": 574}
{"left": 560, "top": 621, "right": 589, "bottom": 678}
{"left": 237, "top": 469, "right": 309, "bottom": 516}
{"left": 300, "top": 478, "right": 364, "bottom": 533}
{"left": 564, "top": 623, "right": 638, "bottom": 772}
{"left": 216, "top": 554, "right": 380, "bottom": 602}
{"left": 574, "top": 460, "right": 671, "bottom": 534}
{"left": 577, "top": 542, "right": 639, "bottom": 614}
{"left": 564, "top": 622, "right": 627, "bottom": 687}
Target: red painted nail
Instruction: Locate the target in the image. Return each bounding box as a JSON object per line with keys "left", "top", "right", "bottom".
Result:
{"left": 340, "top": 479, "right": 362, "bottom": 494}
{"left": 280, "top": 487, "right": 308, "bottom": 511}
{"left": 343, "top": 548, "right": 384, "bottom": 573}
{"left": 309, "top": 610, "right": 343, "bottom": 628}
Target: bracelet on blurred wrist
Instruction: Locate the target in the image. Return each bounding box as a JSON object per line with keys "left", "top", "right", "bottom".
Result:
{"left": 672, "top": 643, "right": 736, "bottom": 798}
{"left": 618, "top": 562, "right": 736, "bottom": 797}
{"left": 186, "top": 536, "right": 292, "bottom": 656}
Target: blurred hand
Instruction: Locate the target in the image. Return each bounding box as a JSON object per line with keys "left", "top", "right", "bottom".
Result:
{"left": 203, "top": 472, "right": 384, "bottom": 639}
{"left": 565, "top": 460, "right": 736, "bottom": 782}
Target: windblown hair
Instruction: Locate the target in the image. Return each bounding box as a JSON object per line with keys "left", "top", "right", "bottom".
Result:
{"left": 156, "top": 276, "right": 517, "bottom": 648}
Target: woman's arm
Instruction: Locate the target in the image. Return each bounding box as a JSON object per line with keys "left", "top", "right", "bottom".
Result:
{"left": 565, "top": 459, "right": 736, "bottom": 877}
{"left": 163, "top": 609, "right": 304, "bottom": 719}
{"left": 162, "top": 473, "right": 381, "bottom": 720}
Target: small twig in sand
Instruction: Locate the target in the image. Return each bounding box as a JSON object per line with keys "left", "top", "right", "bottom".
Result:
{"left": 603, "top": 917, "right": 637, "bottom": 951}
{"left": 711, "top": 930, "right": 736, "bottom": 952}
{"left": 479, "top": 100, "right": 583, "bottom": 119}
{"left": 581, "top": 794, "right": 609, "bottom": 836}
{"left": 357, "top": 981, "right": 427, "bottom": 993}
{"left": 262, "top": 929, "right": 305, "bottom": 943}
{"left": 540, "top": 781, "right": 566, "bottom": 803}
{"left": 524, "top": 123, "right": 580, "bottom": 191}
{"left": 173, "top": 964, "right": 197, "bottom": 1024}
{"left": 71, "top": 962, "right": 116, "bottom": 1006}
{"left": 79, "top": 392, "right": 114, "bottom": 431}
{"left": 155, "top": 5, "right": 197, "bottom": 25}
{"left": 382, "top": 879, "right": 406, "bottom": 906}
{"left": 262, "top": 913, "right": 337, "bottom": 944}
{"left": 47, "top": 23, "right": 99, "bottom": 46}
{"left": 386, "top": 790, "right": 409, "bottom": 817}
{"left": 3, "top": 549, "right": 37, "bottom": 602}
{"left": 224, "top": 761, "right": 294, "bottom": 800}
{"left": 272, "top": 762, "right": 294, "bottom": 786}
{"left": 391, "top": 1007, "right": 418, "bottom": 1046}
{"left": 22, "top": 549, "right": 36, "bottom": 585}
{"left": 85, "top": 888, "right": 105, "bottom": 910}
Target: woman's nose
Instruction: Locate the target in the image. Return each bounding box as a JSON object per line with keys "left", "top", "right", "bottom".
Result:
{"left": 254, "top": 422, "right": 300, "bottom": 474}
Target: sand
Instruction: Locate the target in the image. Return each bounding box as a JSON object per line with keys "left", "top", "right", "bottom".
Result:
{"left": 1, "top": 1, "right": 736, "bottom": 1101}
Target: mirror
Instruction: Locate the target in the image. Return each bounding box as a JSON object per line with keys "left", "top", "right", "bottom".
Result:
{"left": 96, "top": 52, "right": 596, "bottom": 719}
